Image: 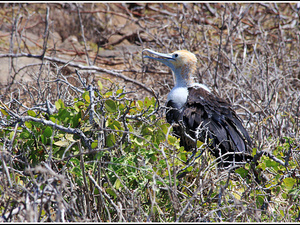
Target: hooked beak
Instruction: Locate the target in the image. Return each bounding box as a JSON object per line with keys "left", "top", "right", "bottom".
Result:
{"left": 142, "top": 49, "right": 174, "bottom": 61}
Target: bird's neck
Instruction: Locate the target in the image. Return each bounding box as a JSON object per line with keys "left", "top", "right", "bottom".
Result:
{"left": 168, "top": 66, "right": 211, "bottom": 109}
{"left": 173, "top": 67, "right": 195, "bottom": 87}
{"left": 167, "top": 66, "right": 195, "bottom": 109}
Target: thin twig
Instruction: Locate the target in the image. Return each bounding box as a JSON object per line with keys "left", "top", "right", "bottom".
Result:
{"left": 76, "top": 4, "right": 92, "bottom": 66}
{"left": 0, "top": 53, "right": 154, "bottom": 95}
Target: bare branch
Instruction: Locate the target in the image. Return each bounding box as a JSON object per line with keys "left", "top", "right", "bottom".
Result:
{"left": 0, "top": 53, "right": 154, "bottom": 95}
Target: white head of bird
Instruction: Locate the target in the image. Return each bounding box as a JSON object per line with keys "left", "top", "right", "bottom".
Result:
{"left": 143, "top": 49, "right": 198, "bottom": 87}
{"left": 143, "top": 49, "right": 210, "bottom": 109}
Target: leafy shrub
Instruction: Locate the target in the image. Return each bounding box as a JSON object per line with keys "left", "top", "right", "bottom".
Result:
{"left": 1, "top": 78, "right": 299, "bottom": 222}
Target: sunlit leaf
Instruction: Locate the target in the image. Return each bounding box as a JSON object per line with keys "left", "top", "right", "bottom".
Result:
{"left": 232, "top": 192, "right": 241, "bottom": 200}
{"left": 144, "top": 96, "right": 151, "bottom": 107}
{"left": 25, "top": 121, "right": 32, "bottom": 129}
{"left": 133, "top": 137, "right": 144, "bottom": 146}
{"left": 1, "top": 108, "right": 8, "bottom": 116}
{"left": 55, "top": 99, "right": 65, "bottom": 110}
{"left": 197, "top": 140, "right": 204, "bottom": 148}
{"left": 98, "top": 80, "right": 103, "bottom": 90}
{"left": 168, "top": 135, "right": 177, "bottom": 144}
{"left": 116, "top": 88, "right": 123, "bottom": 95}
{"left": 54, "top": 140, "right": 69, "bottom": 147}
{"left": 91, "top": 141, "right": 98, "bottom": 149}
{"left": 283, "top": 177, "right": 296, "bottom": 190}
{"left": 280, "top": 210, "right": 284, "bottom": 217}
{"left": 136, "top": 100, "right": 143, "bottom": 110}
{"left": 74, "top": 101, "right": 85, "bottom": 112}
{"left": 114, "top": 179, "right": 122, "bottom": 189}
{"left": 84, "top": 93, "right": 90, "bottom": 103}
{"left": 65, "top": 133, "right": 75, "bottom": 142}
{"left": 27, "top": 110, "right": 36, "bottom": 117}
{"left": 81, "top": 91, "right": 90, "bottom": 103}
{"left": 104, "top": 91, "right": 112, "bottom": 98}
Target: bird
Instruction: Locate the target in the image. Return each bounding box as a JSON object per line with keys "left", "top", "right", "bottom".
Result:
{"left": 143, "top": 48, "right": 252, "bottom": 167}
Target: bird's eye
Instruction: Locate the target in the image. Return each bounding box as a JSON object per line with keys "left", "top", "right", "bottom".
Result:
{"left": 174, "top": 53, "right": 178, "bottom": 58}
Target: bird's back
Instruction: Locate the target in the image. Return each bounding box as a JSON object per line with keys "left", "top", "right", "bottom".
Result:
{"left": 166, "top": 86, "right": 252, "bottom": 165}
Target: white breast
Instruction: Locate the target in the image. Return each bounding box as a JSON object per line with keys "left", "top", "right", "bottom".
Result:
{"left": 167, "top": 86, "right": 188, "bottom": 109}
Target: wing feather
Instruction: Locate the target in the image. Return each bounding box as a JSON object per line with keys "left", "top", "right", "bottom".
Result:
{"left": 167, "top": 86, "right": 252, "bottom": 164}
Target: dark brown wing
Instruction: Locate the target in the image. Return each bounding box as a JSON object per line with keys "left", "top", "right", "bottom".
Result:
{"left": 166, "top": 86, "right": 252, "bottom": 164}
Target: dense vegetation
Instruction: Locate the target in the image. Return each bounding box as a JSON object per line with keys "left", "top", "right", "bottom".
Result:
{"left": 0, "top": 3, "right": 299, "bottom": 222}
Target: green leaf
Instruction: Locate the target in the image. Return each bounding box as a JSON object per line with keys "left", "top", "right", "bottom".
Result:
{"left": 106, "top": 188, "right": 116, "bottom": 198}
{"left": 27, "top": 110, "right": 36, "bottom": 117}
{"left": 114, "top": 179, "right": 122, "bottom": 189}
{"left": 9, "top": 131, "right": 14, "bottom": 140}
{"left": 54, "top": 140, "right": 69, "bottom": 147}
{"left": 141, "top": 125, "right": 153, "bottom": 135}
{"left": 116, "top": 88, "right": 124, "bottom": 97}
{"left": 91, "top": 141, "right": 98, "bottom": 149}
{"left": 283, "top": 177, "right": 296, "bottom": 190}
{"left": 43, "top": 126, "right": 52, "bottom": 137}
{"left": 106, "top": 133, "right": 116, "bottom": 147}
{"left": 160, "top": 123, "right": 170, "bottom": 134}
{"left": 159, "top": 159, "right": 166, "bottom": 168}
{"left": 70, "top": 158, "right": 80, "bottom": 166}
{"left": 98, "top": 80, "right": 103, "bottom": 90}
{"left": 156, "top": 130, "right": 166, "bottom": 143}
{"left": 266, "top": 159, "right": 278, "bottom": 168}
{"left": 49, "top": 115, "right": 58, "bottom": 124}
{"left": 25, "top": 121, "right": 32, "bottom": 129}
{"left": 55, "top": 99, "right": 65, "bottom": 110}
{"left": 1, "top": 108, "right": 8, "bottom": 116}
{"left": 104, "top": 91, "right": 112, "bottom": 98}
{"left": 280, "top": 209, "right": 284, "bottom": 217}
{"left": 72, "top": 167, "right": 82, "bottom": 177}
{"left": 82, "top": 91, "right": 90, "bottom": 103}
{"left": 168, "top": 135, "right": 177, "bottom": 145}
{"left": 58, "top": 109, "right": 70, "bottom": 123}
{"left": 74, "top": 101, "right": 85, "bottom": 112}
{"left": 84, "top": 94, "right": 90, "bottom": 103}
{"left": 72, "top": 112, "right": 81, "bottom": 128}
{"left": 20, "top": 131, "right": 30, "bottom": 139}
{"left": 144, "top": 96, "right": 151, "bottom": 107}
{"left": 41, "top": 134, "right": 46, "bottom": 144}
{"left": 186, "top": 166, "right": 193, "bottom": 172}
{"left": 256, "top": 195, "right": 264, "bottom": 206}
{"left": 109, "top": 120, "right": 122, "bottom": 130}
{"left": 178, "top": 152, "right": 187, "bottom": 162}
{"left": 235, "top": 167, "right": 249, "bottom": 178}
{"left": 105, "top": 99, "right": 117, "bottom": 113}
{"left": 282, "top": 193, "right": 288, "bottom": 200}
{"left": 136, "top": 100, "right": 143, "bottom": 110}
{"left": 288, "top": 188, "right": 300, "bottom": 200}
{"left": 133, "top": 137, "right": 144, "bottom": 146}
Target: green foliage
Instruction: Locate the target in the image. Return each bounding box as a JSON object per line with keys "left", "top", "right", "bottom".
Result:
{"left": 1, "top": 82, "right": 299, "bottom": 222}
